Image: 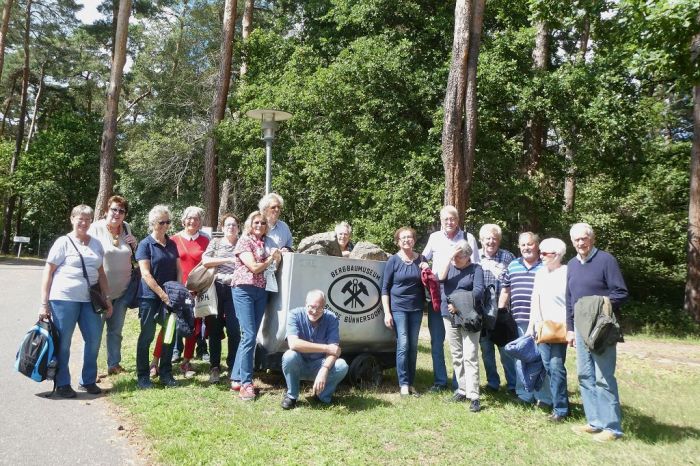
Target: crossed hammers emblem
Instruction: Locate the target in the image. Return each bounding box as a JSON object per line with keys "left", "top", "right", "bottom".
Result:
{"left": 341, "top": 278, "right": 369, "bottom": 308}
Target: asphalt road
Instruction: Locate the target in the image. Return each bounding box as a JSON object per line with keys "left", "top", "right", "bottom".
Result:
{"left": 0, "top": 259, "right": 143, "bottom": 465}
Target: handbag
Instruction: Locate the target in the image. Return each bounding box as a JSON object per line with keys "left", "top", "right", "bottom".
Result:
{"left": 535, "top": 320, "right": 567, "bottom": 344}
{"left": 122, "top": 223, "right": 142, "bottom": 309}
{"left": 67, "top": 236, "right": 109, "bottom": 314}
{"left": 194, "top": 281, "right": 218, "bottom": 318}
{"left": 184, "top": 237, "right": 219, "bottom": 293}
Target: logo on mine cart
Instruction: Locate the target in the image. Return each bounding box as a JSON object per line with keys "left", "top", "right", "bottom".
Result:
{"left": 327, "top": 273, "right": 381, "bottom": 315}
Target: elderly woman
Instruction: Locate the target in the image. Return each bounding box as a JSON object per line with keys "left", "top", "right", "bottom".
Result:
{"left": 335, "top": 222, "right": 354, "bottom": 258}
{"left": 87, "top": 195, "right": 137, "bottom": 376}
{"left": 382, "top": 227, "right": 428, "bottom": 397}
{"left": 151, "top": 206, "right": 210, "bottom": 378}
{"left": 201, "top": 213, "right": 241, "bottom": 383}
{"left": 39, "top": 205, "right": 113, "bottom": 398}
{"left": 437, "top": 240, "right": 484, "bottom": 413}
{"left": 230, "top": 211, "right": 281, "bottom": 400}
{"left": 135, "top": 205, "right": 182, "bottom": 389}
{"left": 258, "top": 193, "right": 293, "bottom": 251}
{"left": 527, "top": 237, "right": 570, "bottom": 422}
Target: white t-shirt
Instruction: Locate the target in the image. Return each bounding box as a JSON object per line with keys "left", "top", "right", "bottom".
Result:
{"left": 422, "top": 229, "right": 480, "bottom": 274}
{"left": 88, "top": 219, "right": 134, "bottom": 299}
{"left": 47, "top": 235, "right": 104, "bottom": 302}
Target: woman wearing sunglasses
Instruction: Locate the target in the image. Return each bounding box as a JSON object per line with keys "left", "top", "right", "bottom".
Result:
{"left": 229, "top": 210, "right": 281, "bottom": 400}
{"left": 87, "top": 195, "right": 138, "bottom": 376}
{"left": 134, "top": 205, "right": 182, "bottom": 389}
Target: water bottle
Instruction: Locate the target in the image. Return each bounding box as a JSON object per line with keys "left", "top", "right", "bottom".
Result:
{"left": 46, "top": 358, "right": 57, "bottom": 381}
{"left": 164, "top": 313, "right": 176, "bottom": 344}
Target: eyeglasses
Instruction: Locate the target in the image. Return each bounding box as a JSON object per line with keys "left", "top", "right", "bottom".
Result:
{"left": 540, "top": 251, "right": 556, "bottom": 256}
{"left": 110, "top": 207, "right": 126, "bottom": 215}
{"left": 224, "top": 223, "right": 238, "bottom": 228}
{"left": 269, "top": 205, "right": 281, "bottom": 210}
{"left": 158, "top": 220, "right": 172, "bottom": 225}
{"left": 253, "top": 221, "right": 267, "bottom": 225}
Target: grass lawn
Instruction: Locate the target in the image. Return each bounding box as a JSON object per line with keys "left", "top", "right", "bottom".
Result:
{"left": 101, "top": 312, "right": 700, "bottom": 465}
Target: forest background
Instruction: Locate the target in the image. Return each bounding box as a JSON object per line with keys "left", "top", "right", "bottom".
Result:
{"left": 0, "top": 0, "right": 698, "bottom": 333}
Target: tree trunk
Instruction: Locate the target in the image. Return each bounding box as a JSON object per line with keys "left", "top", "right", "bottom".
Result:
{"left": 563, "top": 16, "right": 590, "bottom": 213}
{"left": 218, "top": 177, "right": 232, "bottom": 225}
{"left": 0, "top": 73, "right": 17, "bottom": 137}
{"left": 524, "top": 18, "right": 549, "bottom": 173}
{"left": 239, "top": 0, "right": 254, "bottom": 77}
{"left": 687, "top": 83, "right": 700, "bottom": 322}
{"left": 171, "top": 0, "right": 188, "bottom": 74}
{"left": 441, "top": 0, "right": 474, "bottom": 225}
{"left": 1, "top": 0, "right": 31, "bottom": 254}
{"left": 95, "top": 0, "right": 132, "bottom": 219}
{"left": 461, "top": 0, "right": 484, "bottom": 211}
{"left": 203, "top": 0, "right": 238, "bottom": 228}
{"left": 0, "top": 0, "right": 14, "bottom": 84}
{"left": 25, "top": 60, "right": 46, "bottom": 151}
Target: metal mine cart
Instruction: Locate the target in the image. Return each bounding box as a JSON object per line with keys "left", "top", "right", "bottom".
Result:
{"left": 254, "top": 253, "right": 396, "bottom": 386}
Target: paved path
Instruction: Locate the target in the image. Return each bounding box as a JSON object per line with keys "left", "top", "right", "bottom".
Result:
{"left": 0, "top": 260, "right": 143, "bottom": 465}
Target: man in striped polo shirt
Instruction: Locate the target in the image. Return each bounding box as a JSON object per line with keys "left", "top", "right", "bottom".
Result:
{"left": 499, "top": 232, "right": 552, "bottom": 406}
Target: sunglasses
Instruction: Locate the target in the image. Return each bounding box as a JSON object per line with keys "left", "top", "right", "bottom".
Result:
{"left": 253, "top": 221, "right": 267, "bottom": 225}
{"left": 110, "top": 207, "right": 126, "bottom": 215}
{"left": 158, "top": 220, "right": 172, "bottom": 225}
{"left": 540, "top": 251, "right": 556, "bottom": 256}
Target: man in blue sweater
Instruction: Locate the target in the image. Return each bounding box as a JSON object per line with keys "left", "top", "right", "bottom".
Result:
{"left": 566, "top": 223, "right": 628, "bottom": 442}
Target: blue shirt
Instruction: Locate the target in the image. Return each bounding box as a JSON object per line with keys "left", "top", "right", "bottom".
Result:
{"left": 439, "top": 263, "right": 484, "bottom": 317}
{"left": 381, "top": 254, "right": 425, "bottom": 313}
{"left": 286, "top": 307, "right": 340, "bottom": 361}
{"left": 135, "top": 235, "right": 179, "bottom": 299}
{"left": 565, "top": 248, "right": 628, "bottom": 331}
{"left": 266, "top": 219, "right": 293, "bottom": 250}
{"left": 502, "top": 257, "right": 542, "bottom": 324}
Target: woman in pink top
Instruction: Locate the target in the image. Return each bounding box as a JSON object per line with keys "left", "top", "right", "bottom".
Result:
{"left": 230, "top": 210, "right": 281, "bottom": 400}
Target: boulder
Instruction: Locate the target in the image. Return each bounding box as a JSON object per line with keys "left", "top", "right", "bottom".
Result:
{"left": 297, "top": 232, "right": 342, "bottom": 256}
{"left": 348, "top": 241, "right": 388, "bottom": 261}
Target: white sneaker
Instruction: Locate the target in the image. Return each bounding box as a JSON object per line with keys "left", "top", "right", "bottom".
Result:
{"left": 400, "top": 385, "right": 410, "bottom": 396}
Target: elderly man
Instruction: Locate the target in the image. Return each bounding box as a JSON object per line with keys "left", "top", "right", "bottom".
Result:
{"left": 422, "top": 205, "right": 479, "bottom": 391}
{"left": 477, "top": 224, "right": 517, "bottom": 395}
{"left": 566, "top": 223, "right": 628, "bottom": 442}
{"left": 281, "top": 290, "right": 349, "bottom": 409}
{"left": 335, "top": 221, "right": 354, "bottom": 257}
{"left": 500, "top": 232, "right": 552, "bottom": 405}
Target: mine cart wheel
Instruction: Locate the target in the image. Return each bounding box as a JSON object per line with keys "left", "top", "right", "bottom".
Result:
{"left": 348, "top": 353, "right": 382, "bottom": 388}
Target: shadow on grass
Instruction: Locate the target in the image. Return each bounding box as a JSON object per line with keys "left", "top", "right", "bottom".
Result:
{"left": 624, "top": 406, "right": 700, "bottom": 444}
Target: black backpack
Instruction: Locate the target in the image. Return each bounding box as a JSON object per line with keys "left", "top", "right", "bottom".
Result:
{"left": 15, "top": 318, "right": 60, "bottom": 382}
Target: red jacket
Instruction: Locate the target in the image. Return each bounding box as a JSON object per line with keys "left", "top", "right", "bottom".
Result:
{"left": 421, "top": 268, "right": 441, "bottom": 312}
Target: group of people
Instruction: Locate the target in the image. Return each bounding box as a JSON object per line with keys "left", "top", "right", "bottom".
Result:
{"left": 39, "top": 198, "right": 628, "bottom": 441}
{"left": 380, "top": 206, "right": 628, "bottom": 442}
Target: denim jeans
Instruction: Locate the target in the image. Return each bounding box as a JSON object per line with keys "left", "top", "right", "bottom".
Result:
{"left": 427, "top": 308, "right": 448, "bottom": 387}
{"left": 136, "top": 299, "right": 174, "bottom": 380}
{"left": 207, "top": 281, "right": 240, "bottom": 370}
{"left": 49, "top": 300, "right": 104, "bottom": 387}
{"left": 104, "top": 292, "right": 129, "bottom": 369}
{"left": 231, "top": 285, "right": 267, "bottom": 384}
{"left": 515, "top": 323, "right": 551, "bottom": 404}
{"left": 479, "top": 333, "right": 516, "bottom": 390}
{"left": 392, "top": 310, "right": 423, "bottom": 387}
{"left": 281, "top": 350, "right": 349, "bottom": 403}
{"left": 539, "top": 342, "right": 569, "bottom": 416}
{"left": 575, "top": 328, "right": 623, "bottom": 435}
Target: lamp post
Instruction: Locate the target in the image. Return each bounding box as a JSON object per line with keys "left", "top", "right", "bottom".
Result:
{"left": 244, "top": 108, "right": 293, "bottom": 195}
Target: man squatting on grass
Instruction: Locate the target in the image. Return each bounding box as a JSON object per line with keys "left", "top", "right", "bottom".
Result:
{"left": 280, "top": 290, "right": 349, "bottom": 409}
{"left": 566, "top": 223, "right": 628, "bottom": 442}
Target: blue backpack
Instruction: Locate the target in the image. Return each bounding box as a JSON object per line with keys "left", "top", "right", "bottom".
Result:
{"left": 15, "top": 318, "right": 60, "bottom": 383}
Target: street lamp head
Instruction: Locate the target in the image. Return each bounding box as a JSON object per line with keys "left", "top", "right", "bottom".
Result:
{"left": 244, "top": 109, "right": 293, "bottom": 195}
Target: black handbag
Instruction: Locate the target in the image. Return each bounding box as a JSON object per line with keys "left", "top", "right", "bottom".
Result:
{"left": 67, "top": 236, "right": 109, "bottom": 314}
{"left": 122, "top": 223, "right": 142, "bottom": 308}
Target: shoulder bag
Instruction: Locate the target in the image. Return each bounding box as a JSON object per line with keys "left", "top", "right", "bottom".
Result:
{"left": 122, "top": 223, "right": 142, "bottom": 309}
{"left": 185, "top": 237, "right": 219, "bottom": 293}
{"left": 66, "top": 236, "right": 109, "bottom": 314}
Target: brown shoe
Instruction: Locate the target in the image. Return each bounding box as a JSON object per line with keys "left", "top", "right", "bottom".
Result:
{"left": 108, "top": 364, "right": 125, "bottom": 375}
{"left": 571, "top": 424, "right": 602, "bottom": 435}
{"left": 593, "top": 430, "right": 620, "bottom": 443}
